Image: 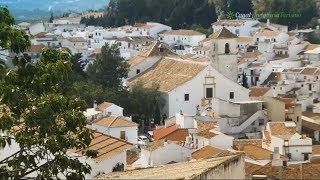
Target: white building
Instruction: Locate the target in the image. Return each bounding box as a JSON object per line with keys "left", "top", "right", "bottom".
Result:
{"left": 262, "top": 122, "right": 312, "bottom": 161}
{"left": 69, "top": 131, "right": 133, "bottom": 179}
{"left": 88, "top": 116, "right": 138, "bottom": 144}
{"left": 127, "top": 41, "right": 176, "bottom": 80}
{"left": 98, "top": 153, "right": 245, "bottom": 179}
{"left": 83, "top": 101, "right": 124, "bottom": 121}
{"left": 133, "top": 140, "right": 195, "bottom": 168}
{"left": 212, "top": 19, "right": 259, "bottom": 37}
{"left": 159, "top": 29, "right": 206, "bottom": 54}
{"left": 129, "top": 58, "right": 250, "bottom": 117}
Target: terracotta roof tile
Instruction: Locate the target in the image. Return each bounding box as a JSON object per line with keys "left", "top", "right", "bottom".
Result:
{"left": 197, "top": 129, "right": 217, "bottom": 139}
{"left": 243, "top": 145, "right": 272, "bottom": 160}
{"left": 210, "top": 27, "right": 237, "bottom": 39}
{"left": 245, "top": 162, "right": 263, "bottom": 177}
{"left": 274, "top": 97, "right": 295, "bottom": 109}
{"left": 256, "top": 30, "right": 280, "bottom": 37}
{"left": 154, "top": 125, "right": 177, "bottom": 140}
{"left": 268, "top": 122, "right": 296, "bottom": 136}
{"left": 237, "top": 37, "right": 253, "bottom": 43}
{"left": 70, "top": 131, "right": 132, "bottom": 162}
{"left": 301, "top": 67, "right": 318, "bottom": 75}
{"left": 313, "top": 145, "right": 320, "bottom": 155}
{"left": 91, "top": 116, "right": 138, "bottom": 128}
{"left": 304, "top": 44, "right": 319, "bottom": 51}
{"left": 239, "top": 51, "right": 262, "bottom": 59}
{"left": 191, "top": 146, "right": 225, "bottom": 160}
{"left": 233, "top": 139, "right": 263, "bottom": 150}
{"left": 249, "top": 87, "right": 271, "bottom": 97}
{"left": 153, "top": 125, "right": 188, "bottom": 141}
{"left": 68, "top": 37, "right": 86, "bottom": 42}
{"left": 250, "top": 163, "right": 320, "bottom": 179}
{"left": 129, "top": 58, "right": 206, "bottom": 92}
{"left": 97, "top": 102, "right": 114, "bottom": 111}
{"left": 161, "top": 29, "right": 205, "bottom": 36}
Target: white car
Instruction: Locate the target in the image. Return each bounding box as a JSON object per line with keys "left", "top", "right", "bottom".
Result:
{"left": 137, "top": 135, "right": 149, "bottom": 146}
{"left": 146, "top": 131, "right": 154, "bottom": 142}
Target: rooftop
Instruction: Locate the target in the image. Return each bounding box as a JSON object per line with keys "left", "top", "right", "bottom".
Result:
{"left": 91, "top": 116, "right": 138, "bottom": 128}
{"left": 153, "top": 125, "right": 188, "bottom": 141}
{"left": 129, "top": 58, "right": 206, "bottom": 92}
{"left": 68, "top": 37, "right": 87, "bottom": 42}
{"left": 249, "top": 163, "right": 320, "bottom": 179}
{"left": 237, "top": 37, "right": 254, "bottom": 43}
{"left": 249, "top": 87, "right": 271, "bottom": 97}
{"left": 255, "top": 30, "right": 279, "bottom": 37}
{"left": 300, "top": 67, "right": 318, "bottom": 75}
{"left": 161, "top": 29, "right": 205, "bottom": 36}
{"left": 96, "top": 102, "right": 115, "bottom": 111}
{"left": 212, "top": 19, "right": 247, "bottom": 26}
{"left": 268, "top": 122, "right": 296, "bottom": 136}
{"left": 242, "top": 145, "right": 272, "bottom": 160}
{"left": 191, "top": 146, "right": 226, "bottom": 160}
{"left": 70, "top": 131, "right": 132, "bottom": 162}
{"left": 210, "top": 27, "right": 238, "bottom": 39}
{"left": 27, "top": 44, "right": 46, "bottom": 53}
{"left": 196, "top": 129, "right": 217, "bottom": 139}
{"left": 96, "top": 154, "right": 243, "bottom": 179}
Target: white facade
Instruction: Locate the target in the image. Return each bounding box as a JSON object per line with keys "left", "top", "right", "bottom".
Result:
{"left": 212, "top": 19, "right": 260, "bottom": 37}
{"left": 195, "top": 131, "right": 235, "bottom": 150}
{"left": 164, "top": 65, "right": 250, "bottom": 117}
{"left": 133, "top": 142, "right": 194, "bottom": 168}
{"left": 91, "top": 125, "right": 138, "bottom": 145}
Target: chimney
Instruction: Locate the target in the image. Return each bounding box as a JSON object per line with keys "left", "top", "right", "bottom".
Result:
{"left": 271, "top": 147, "right": 283, "bottom": 167}
{"left": 267, "top": 19, "right": 270, "bottom": 25}
{"left": 93, "top": 100, "right": 98, "bottom": 109}
{"left": 317, "top": 25, "right": 319, "bottom": 30}
{"left": 164, "top": 138, "right": 168, "bottom": 146}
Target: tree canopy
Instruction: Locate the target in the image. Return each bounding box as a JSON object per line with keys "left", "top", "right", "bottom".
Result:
{"left": 0, "top": 7, "right": 96, "bottom": 179}
{"left": 87, "top": 44, "right": 129, "bottom": 90}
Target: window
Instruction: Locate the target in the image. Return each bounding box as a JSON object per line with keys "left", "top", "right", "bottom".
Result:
{"left": 225, "top": 43, "right": 230, "bottom": 54}
{"left": 280, "top": 87, "right": 282, "bottom": 90}
{"left": 309, "top": 84, "right": 312, "bottom": 91}
{"left": 136, "top": 69, "right": 140, "bottom": 74}
{"left": 206, "top": 88, "right": 213, "bottom": 98}
{"left": 256, "top": 38, "right": 259, "bottom": 42}
{"left": 120, "top": 131, "right": 126, "bottom": 140}
{"left": 297, "top": 116, "right": 299, "bottom": 122}
{"left": 108, "top": 112, "right": 111, "bottom": 116}
{"left": 301, "top": 84, "right": 304, "bottom": 87}
{"left": 304, "top": 76, "right": 307, "bottom": 79}
{"left": 259, "top": 119, "right": 264, "bottom": 126}
{"left": 229, "top": 92, "right": 234, "bottom": 99}
{"left": 184, "top": 94, "right": 189, "bottom": 101}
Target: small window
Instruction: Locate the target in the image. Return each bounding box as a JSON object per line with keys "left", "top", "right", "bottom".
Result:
{"left": 229, "top": 92, "right": 234, "bottom": 99}
{"left": 184, "top": 94, "right": 189, "bottom": 101}
{"left": 304, "top": 76, "right": 307, "bottom": 79}
{"left": 136, "top": 69, "right": 140, "bottom": 74}
{"left": 107, "top": 112, "right": 111, "bottom": 115}
{"left": 301, "top": 84, "right": 304, "bottom": 87}
{"left": 206, "top": 88, "right": 213, "bottom": 98}
{"left": 280, "top": 87, "right": 282, "bottom": 90}
{"left": 120, "top": 131, "right": 126, "bottom": 140}
{"left": 309, "top": 84, "right": 312, "bottom": 91}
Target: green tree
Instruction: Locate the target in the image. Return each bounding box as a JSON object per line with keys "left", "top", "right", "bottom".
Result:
{"left": 87, "top": 44, "right": 129, "bottom": 90}
{"left": 0, "top": 8, "right": 96, "bottom": 179}
{"left": 127, "top": 81, "right": 165, "bottom": 125}
{"left": 0, "top": 7, "right": 30, "bottom": 54}
{"left": 0, "top": 48, "right": 97, "bottom": 179}
{"left": 67, "top": 80, "right": 105, "bottom": 106}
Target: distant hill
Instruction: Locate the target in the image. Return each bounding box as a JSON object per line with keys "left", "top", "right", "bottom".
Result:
{"left": 0, "top": 0, "right": 109, "bottom": 20}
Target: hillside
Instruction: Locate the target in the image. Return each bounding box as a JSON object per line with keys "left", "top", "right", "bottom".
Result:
{"left": 0, "top": 0, "right": 109, "bottom": 20}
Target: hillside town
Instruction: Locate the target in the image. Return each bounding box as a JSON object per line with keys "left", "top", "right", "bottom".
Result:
{"left": 3, "top": 8, "right": 320, "bottom": 179}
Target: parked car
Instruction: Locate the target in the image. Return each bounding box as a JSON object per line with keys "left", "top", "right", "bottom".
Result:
{"left": 146, "top": 131, "right": 154, "bottom": 142}
{"left": 137, "top": 135, "right": 149, "bottom": 146}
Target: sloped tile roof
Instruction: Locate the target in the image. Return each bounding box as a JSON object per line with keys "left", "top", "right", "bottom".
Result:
{"left": 92, "top": 116, "right": 138, "bottom": 128}
{"left": 249, "top": 87, "right": 271, "bottom": 97}
{"left": 210, "top": 27, "right": 237, "bottom": 39}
